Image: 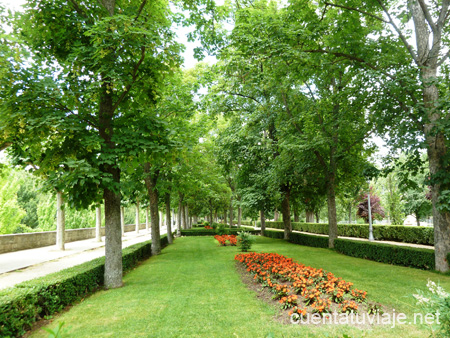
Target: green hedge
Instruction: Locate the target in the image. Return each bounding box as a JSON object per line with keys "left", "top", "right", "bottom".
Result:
{"left": 0, "top": 235, "right": 170, "bottom": 337}
{"left": 289, "top": 232, "right": 329, "bottom": 248}
{"left": 263, "top": 230, "right": 328, "bottom": 248}
{"left": 180, "top": 229, "right": 260, "bottom": 236}
{"left": 261, "top": 221, "right": 434, "bottom": 246}
{"left": 334, "top": 239, "right": 435, "bottom": 270}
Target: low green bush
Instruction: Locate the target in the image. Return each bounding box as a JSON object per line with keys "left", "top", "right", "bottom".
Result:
{"left": 180, "top": 229, "right": 260, "bottom": 236}
{"left": 263, "top": 230, "right": 328, "bottom": 248}
{"left": 237, "top": 231, "right": 255, "bottom": 252}
{"left": 0, "top": 235, "right": 170, "bottom": 337}
{"left": 261, "top": 221, "right": 434, "bottom": 246}
{"left": 334, "top": 239, "right": 435, "bottom": 270}
{"left": 289, "top": 232, "right": 329, "bottom": 248}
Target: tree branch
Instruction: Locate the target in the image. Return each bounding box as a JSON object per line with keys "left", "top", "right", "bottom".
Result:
{"left": 135, "top": 0, "right": 147, "bottom": 21}
{"left": 281, "top": 92, "right": 303, "bottom": 135}
{"left": 68, "top": 0, "right": 93, "bottom": 24}
{"left": 375, "top": 0, "right": 418, "bottom": 63}
{"left": 437, "top": 49, "right": 450, "bottom": 66}
{"left": 112, "top": 46, "right": 146, "bottom": 113}
{"left": 417, "top": 0, "right": 437, "bottom": 32}
{"left": 324, "top": 2, "right": 388, "bottom": 23}
{"left": 222, "top": 91, "right": 262, "bottom": 104}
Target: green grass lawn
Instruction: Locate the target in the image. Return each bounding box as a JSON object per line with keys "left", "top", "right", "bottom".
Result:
{"left": 30, "top": 236, "right": 450, "bottom": 338}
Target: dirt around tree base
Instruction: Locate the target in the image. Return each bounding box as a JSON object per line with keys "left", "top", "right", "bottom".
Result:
{"left": 235, "top": 261, "right": 395, "bottom": 329}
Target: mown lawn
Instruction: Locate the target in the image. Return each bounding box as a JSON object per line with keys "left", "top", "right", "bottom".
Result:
{"left": 30, "top": 236, "right": 450, "bottom": 338}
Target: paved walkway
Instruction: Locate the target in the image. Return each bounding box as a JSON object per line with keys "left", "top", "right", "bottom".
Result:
{"left": 0, "top": 226, "right": 168, "bottom": 290}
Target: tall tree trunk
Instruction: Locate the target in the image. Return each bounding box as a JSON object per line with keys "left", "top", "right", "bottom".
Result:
{"left": 165, "top": 192, "right": 173, "bottom": 244}
{"left": 185, "top": 205, "right": 189, "bottom": 229}
{"left": 306, "top": 210, "right": 314, "bottom": 223}
{"left": 238, "top": 206, "right": 242, "bottom": 228}
{"left": 293, "top": 205, "right": 299, "bottom": 223}
{"left": 274, "top": 208, "right": 279, "bottom": 221}
{"left": 260, "top": 210, "right": 266, "bottom": 237}
{"left": 181, "top": 204, "right": 186, "bottom": 229}
{"left": 348, "top": 205, "right": 352, "bottom": 224}
{"left": 411, "top": 0, "right": 450, "bottom": 272}
{"left": 315, "top": 212, "right": 320, "bottom": 223}
{"left": 327, "top": 173, "right": 338, "bottom": 248}
{"left": 96, "top": 205, "right": 102, "bottom": 242}
{"left": 281, "top": 185, "right": 292, "bottom": 240}
{"left": 177, "top": 198, "right": 182, "bottom": 235}
{"left": 144, "top": 164, "right": 160, "bottom": 255}
{"left": 224, "top": 210, "right": 227, "bottom": 225}
{"left": 229, "top": 196, "right": 233, "bottom": 228}
{"left": 120, "top": 206, "right": 125, "bottom": 236}
{"left": 135, "top": 200, "right": 140, "bottom": 233}
{"left": 416, "top": 212, "right": 420, "bottom": 227}
{"left": 99, "top": 78, "right": 122, "bottom": 289}
{"left": 146, "top": 206, "right": 149, "bottom": 232}
{"left": 56, "top": 191, "right": 65, "bottom": 250}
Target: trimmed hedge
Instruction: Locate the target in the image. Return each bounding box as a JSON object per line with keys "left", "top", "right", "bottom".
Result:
{"left": 180, "top": 229, "right": 260, "bottom": 236}
{"left": 289, "top": 232, "right": 329, "bottom": 248}
{"left": 0, "top": 235, "right": 170, "bottom": 337}
{"left": 263, "top": 230, "right": 329, "bottom": 248}
{"left": 261, "top": 221, "right": 434, "bottom": 246}
{"left": 334, "top": 238, "right": 435, "bottom": 270}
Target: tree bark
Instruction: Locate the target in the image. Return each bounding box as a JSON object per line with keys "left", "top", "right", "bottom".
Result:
{"left": 315, "top": 212, "right": 320, "bottom": 223}
{"left": 135, "top": 200, "right": 140, "bottom": 233}
{"left": 229, "top": 196, "right": 233, "bottom": 227}
{"left": 238, "top": 206, "right": 242, "bottom": 228}
{"left": 223, "top": 210, "right": 227, "bottom": 225}
{"left": 99, "top": 77, "right": 122, "bottom": 289}
{"left": 306, "top": 210, "right": 315, "bottom": 223}
{"left": 177, "top": 198, "right": 182, "bottom": 235}
{"left": 281, "top": 185, "right": 292, "bottom": 240}
{"left": 56, "top": 191, "right": 65, "bottom": 250}
{"left": 274, "top": 208, "right": 279, "bottom": 221}
{"left": 260, "top": 210, "right": 266, "bottom": 237}
{"left": 327, "top": 174, "right": 338, "bottom": 248}
{"left": 409, "top": 0, "right": 449, "bottom": 271}
{"left": 181, "top": 204, "right": 186, "bottom": 229}
{"left": 293, "top": 206, "right": 300, "bottom": 223}
{"left": 146, "top": 206, "right": 149, "bottom": 232}
{"left": 120, "top": 206, "right": 125, "bottom": 236}
{"left": 185, "top": 205, "right": 189, "bottom": 229}
{"left": 96, "top": 205, "right": 102, "bottom": 242}
{"left": 348, "top": 205, "right": 352, "bottom": 224}
{"left": 165, "top": 192, "right": 173, "bottom": 244}
{"left": 144, "top": 164, "right": 160, "bottom": 255}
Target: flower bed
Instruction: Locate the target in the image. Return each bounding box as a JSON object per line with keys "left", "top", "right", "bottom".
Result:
{"left": 235, "top": 252, "right": 381, "bottom": 318}
{"left": 214, "top": 235, "right": 237, "bottom": 246}
{"left": 205, "top": 225, "right": 213, "bottom": 229}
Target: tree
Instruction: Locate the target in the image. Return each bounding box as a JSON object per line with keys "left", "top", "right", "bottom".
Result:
{"left": 318, "top": 0, "right": 450, "bottom": 271}
{"left": 211, "top": 1, "right": 376, "bottom": 246}
{"left": 356, "top": 187, "right": 385, "bottom": 223}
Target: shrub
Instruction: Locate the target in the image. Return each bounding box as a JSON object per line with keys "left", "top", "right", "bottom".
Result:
{"left": 180, "top": 229, "right": 260, "bottom": 236}
{"left": 0, "top": 235, "right": 171, "bottom": 337}
{"left": 414, "top": 281, "right": 450, "bottom": 338}
{"left": 261, "top": 221, "right": 434, "bottom": 246}
{"left": 289, "top": 232, "right": 329, "bottom": 248}
{"left": 334, "top": 239, "right": 435, "bottom": 270}
{"left": 237, "top": 231, "right": 255, "bottom": 252}
{"left": 216, "top": 224, "right": 229, "bottom": 236}
{"left": 263, "top": 230, "right": 328, "bottom": 248}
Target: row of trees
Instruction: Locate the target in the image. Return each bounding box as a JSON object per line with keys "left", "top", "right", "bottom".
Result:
{"left": 0, "top": 0, "right": 231, "bottom": 288}
{"left": 205, "top": 0, "right": 450, "bottom": 272}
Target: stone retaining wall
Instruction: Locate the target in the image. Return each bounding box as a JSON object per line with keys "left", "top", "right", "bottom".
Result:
{"left": 0, "top": 223, "right": 148, "bottom": 254}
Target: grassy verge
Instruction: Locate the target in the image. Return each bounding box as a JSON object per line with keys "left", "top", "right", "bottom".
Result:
{"left": 29, "top": 236, "right": 450, "bottom": 338}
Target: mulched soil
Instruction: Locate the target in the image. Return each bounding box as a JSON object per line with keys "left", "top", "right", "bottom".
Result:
{"left": 235, "top": 261, "right": 394, "bottom": 328}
